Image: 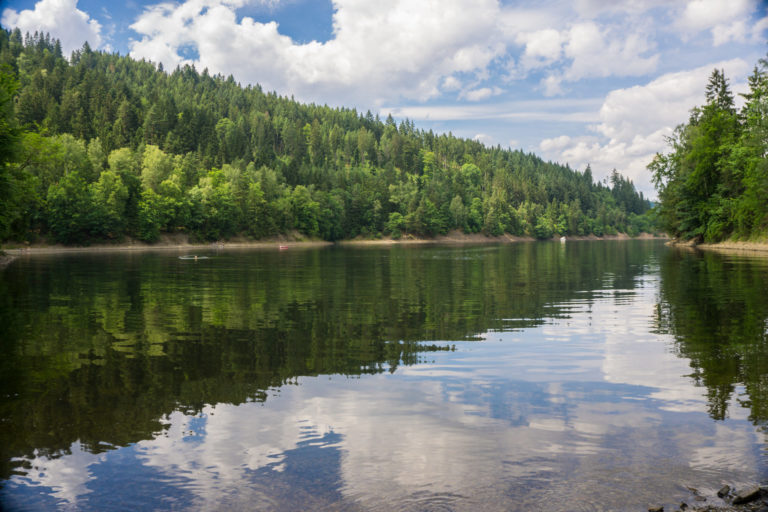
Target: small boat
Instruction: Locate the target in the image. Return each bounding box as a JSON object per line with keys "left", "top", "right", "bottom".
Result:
{"left": 279, "top": 245, "right": 289, "bottom": 250}
{"left": 560, "top": 236, "right": 566, "bottom": 243}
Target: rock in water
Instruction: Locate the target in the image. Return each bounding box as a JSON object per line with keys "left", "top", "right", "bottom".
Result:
{"left": 717, "top": 485, "right": 731, "bottom": 498}
{"left": 732, "top": 485, "right": 761, "bottom": 505}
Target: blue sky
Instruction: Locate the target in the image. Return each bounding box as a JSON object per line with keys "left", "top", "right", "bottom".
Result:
{"left": 2, "top": 0, "right": 768, "bottom": 197}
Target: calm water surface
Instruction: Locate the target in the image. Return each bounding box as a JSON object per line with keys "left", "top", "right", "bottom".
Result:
{"left": 2, "top": 241, "right": 768, "bottom": 511}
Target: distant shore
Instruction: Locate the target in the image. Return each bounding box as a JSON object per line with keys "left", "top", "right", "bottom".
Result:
{"left": 0, "top": 231, "right": 667, "bottom": 267}
{"left": 668, "top": 239, "right": 768, "bottom": 255}
{"left": 340, "top": 231, "right": 664, "bottom": 246}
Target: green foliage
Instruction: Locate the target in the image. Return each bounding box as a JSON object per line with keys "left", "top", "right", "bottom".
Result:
{"left": 46, "top": 170, "right": 95, "bottom": 243}
{"left": 0, "top": 67, "right": 19, "bottom": 166}
{"left": 385, "top": 211, "right": 406, "bottom": 238}
{"left": 0, "top": 29, "right": 651, "bottom": 244}
{"left": 189, "top": 170, "right": 238, "bottom": 240}
{"left": 652, "top": 64, "right": 768, "bottom": 241}
{"left": 91, "top": 169, "right": 128, "bottom": 237}
{"left": 467, "top": 197, "right": 484, "bottom": 233}
{"left": 448, "top": 195, "right": 467, "bottom": 231}
{"left": 0, "top": 68, "right": 31, "bottom": 241}
{"left": 140, "top": 144, "right": 173, "bottom": 192}
{"left": 407, "top": 197, "right": 444, "bottom": 235}
{"left": 316, "top": 190, "right": 344, "bottom": 240}
{"left": 290, "top": 185, "right": 319, "bottom": 236}
{"left": 137, "top": 188, "right": 164, "bottom": 242}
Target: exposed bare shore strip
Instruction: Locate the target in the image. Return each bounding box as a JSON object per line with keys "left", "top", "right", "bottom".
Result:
{"left": 668, "top": 239, "right": 768, "bottom": 256}
{"left": 0, "top": 231, "right": 666, "bottom": 267}
{"left": 2, "top": 240, "right": 332, "bottom": 256}
{"left": 340, "top": 231, "right": 663, "bottom": 246}
{"left": 697, "top": 241, "right": 768, "bottom": 254}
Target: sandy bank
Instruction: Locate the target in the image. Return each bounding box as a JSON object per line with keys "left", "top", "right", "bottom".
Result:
{"left": 4, "top": 240, "right": 332, "bottom": 256}
{"left": 0, "top": 233, "right": 332, "bottom": 264}
{"left": 668, "top": 239, "right": 768, "bottom": 255}
{"left": 339, "top": 230, "right": 665, "bottom": 246}
{"left": 0, "top": 231, "right": 666, "bottom": 262}
{"left": 697, "top": 241, "right": 768, "bottom": 253}
{"left": 338, "top": 231, "right": 533, "bottom": 245}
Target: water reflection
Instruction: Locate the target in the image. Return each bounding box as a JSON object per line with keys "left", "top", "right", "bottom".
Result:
{"left": 2, "top": 241, "right": 768, "bottom": 510}
{"left": 655, "top": 248, "right": 768, "bottom": 423}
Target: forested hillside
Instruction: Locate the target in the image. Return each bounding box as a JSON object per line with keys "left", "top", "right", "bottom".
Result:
{"left": 650, "top": 56, "right": 768, "bottom": 242}
{"left": 0, "top": 29, "right": 652, "bottom": 244}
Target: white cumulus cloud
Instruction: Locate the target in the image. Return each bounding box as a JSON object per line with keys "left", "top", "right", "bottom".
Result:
{"left": 678, "top": 0, "right": 752, "bottom": 32}
{"left": 564, "top": 21, "right": 658, "bottom": 81}
{"left": 538, "top": 58, "right": 751, "bottom": 197}
{"left": 1, "top": 0, "right": 103, "bottom": 55}
{"left": 677, "top": 0, "right": 766, "bottom": 45}
{"left": 128, "top": 0, "right": 506, "bottom": 107}
{"left": 516, "top": 28, "right": 564, "bottom": 70}
{"left": 442, "top": 76, "right": 463, "bottom": 92}
{"left": 462, "top": 86, "right": 503, "bottom": 102}
{"left": 511, "top": 18, "right": 659, "bottom": 96}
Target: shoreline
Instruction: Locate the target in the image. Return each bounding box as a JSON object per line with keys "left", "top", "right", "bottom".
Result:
{"left": 668, "top": 239, "right": 768, "bottom": 256}
{"left": 697, "top": 241, "right": 768, "bottom": 254}
{"left": 0, "top": 231, "right": 667, "bottom": 266}
{"left": 340, "top": 231, "right": 665, "bottom": 246}
{"left": 658, "top": 484, "right": 768, "bottom": 512}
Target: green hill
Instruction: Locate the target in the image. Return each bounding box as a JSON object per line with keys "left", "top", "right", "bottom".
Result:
{"left": 0, "top": 29, "right": 652, "bottom": 245}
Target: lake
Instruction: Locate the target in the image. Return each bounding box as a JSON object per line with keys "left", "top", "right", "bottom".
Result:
{"left": 1, "top": 240, "right": 768, "bottom": 511}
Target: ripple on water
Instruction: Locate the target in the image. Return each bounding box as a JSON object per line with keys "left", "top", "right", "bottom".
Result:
{"left": 369, "top": 490, "right": 467, "bottom": 512}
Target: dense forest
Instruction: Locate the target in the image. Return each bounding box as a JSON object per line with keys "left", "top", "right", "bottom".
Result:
{"left": 650, "top": 56, "right": 768, "bottom": 242}
{"left": 0, "top": 29, "right": 652, "bottom": 245}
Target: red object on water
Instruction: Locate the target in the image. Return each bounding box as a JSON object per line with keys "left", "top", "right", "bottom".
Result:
{"left": 279, "top": 245, "right": 288, "bottom": 250}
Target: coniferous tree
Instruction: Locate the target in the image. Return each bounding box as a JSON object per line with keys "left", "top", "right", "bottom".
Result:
{"left": 705, "top": 68, "right": 735, "bottom": 113}
{"left": 0, "top": 29, "right": 652, "bottom": 244}
{"left": 652, "top": 60, "right": 768, "bottom": 242}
